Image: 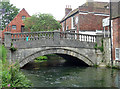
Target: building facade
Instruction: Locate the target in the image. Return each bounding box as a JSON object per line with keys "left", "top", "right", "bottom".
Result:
{"left": 60, "top": 0, "right": 109, "bottom": 34}
{"left": 2, "top": 8, "right": 30, "bottom": 39}
{"left": 111, "top": 1, "right": 120, "bottom": 61}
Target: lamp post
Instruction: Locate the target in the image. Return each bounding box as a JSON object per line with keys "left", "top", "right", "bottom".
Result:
{"left": 109, "top": 0, "right": 113, "bottom": 66}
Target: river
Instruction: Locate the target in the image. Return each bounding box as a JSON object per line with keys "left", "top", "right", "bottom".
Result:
{"left": 21, "top": 55, "right": 120, "bottom": 88}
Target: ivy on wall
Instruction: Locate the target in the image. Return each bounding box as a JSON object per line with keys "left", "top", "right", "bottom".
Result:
{"left": 94, "top": 39, "right": 104, "bottom": 52}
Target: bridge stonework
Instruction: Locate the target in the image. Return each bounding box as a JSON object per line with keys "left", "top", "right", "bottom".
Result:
{"left": 4, "top": 31, "right": 105, "bottom": 67}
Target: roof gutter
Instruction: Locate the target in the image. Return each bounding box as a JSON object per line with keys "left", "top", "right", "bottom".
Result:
{"left": 60, "top": 11, "right": 79, "bottom": 23}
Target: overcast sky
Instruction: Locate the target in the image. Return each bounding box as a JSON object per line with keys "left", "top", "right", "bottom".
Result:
{"left": 10, "top": 0, "right": 109, "bottom": 21}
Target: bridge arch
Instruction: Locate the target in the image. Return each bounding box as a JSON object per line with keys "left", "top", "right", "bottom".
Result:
{"left": 19, "top": 48, "right": 94, "bottom": 67}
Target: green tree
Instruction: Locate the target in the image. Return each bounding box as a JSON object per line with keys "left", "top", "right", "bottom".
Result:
{"left": 24, "top": 13, "right": 61, "bottom": 32}
{"left": 1, "top": 1, "right": 19, "bottom": 30}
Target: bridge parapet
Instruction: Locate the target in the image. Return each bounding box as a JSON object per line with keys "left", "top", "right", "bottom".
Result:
{"left": 4, "top": 31, "right": 103, "bottom": 49}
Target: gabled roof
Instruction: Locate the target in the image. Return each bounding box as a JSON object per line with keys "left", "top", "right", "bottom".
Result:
{"left": 7, "top": 8, "right": 30, "bottom": 26}
{"left": 60, "top": 1, "right": 109, "bottom": 23}
{"left": 3, "top": 8, "right": 30, "bottom": 32}
{"left": 11, "top": 8, "right": 30, "bottom": 22}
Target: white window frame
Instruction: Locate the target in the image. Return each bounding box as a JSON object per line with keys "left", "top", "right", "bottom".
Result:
{"left": 71, "top": 16, "right": 75, "bottom": 29}
{"left": 12, "top": 25, "right": 16, "bottom": 30}
{"left": 115, "top": 48, "right": 120, "bottom": 60}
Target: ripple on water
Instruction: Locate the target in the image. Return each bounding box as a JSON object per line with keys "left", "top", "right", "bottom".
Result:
{"left": 21, "top": 67, "right": 120, "bottom": 87}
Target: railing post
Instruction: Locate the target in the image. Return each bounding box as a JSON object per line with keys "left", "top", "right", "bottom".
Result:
{"left": 54, "top": 31, "right": 60, "bottom": 45}
{"left": 4, "top": 32, "right": 11, "bottom": 47}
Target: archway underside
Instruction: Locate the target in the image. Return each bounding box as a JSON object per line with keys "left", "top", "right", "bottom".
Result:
{"left": 19, "top": 48, "right": 94, "bottom": 67}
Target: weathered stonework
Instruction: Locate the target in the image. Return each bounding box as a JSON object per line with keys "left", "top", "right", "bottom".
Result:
{"left": 103, "top": 38, "right": 111, "bottom": 65}
{"left": 4, "top": 31, "right": 105, "bottom": 68}
{"left": 7, "top": 47, "right": 100, "bottom": 67}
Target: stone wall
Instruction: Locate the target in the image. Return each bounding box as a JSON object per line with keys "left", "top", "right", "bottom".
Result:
{"left": 103, "top": 37, "right": 120, "bottom": 69}
{"left": 7, "top": 47, "right": 98, "bottom": 68}
{"left": 103, "top": 38, "right": 111, "bottom": 66}
{"left": 113, "top": 60, "right": 120, "bottom": 69}
{"left": 4, "top": 31, "right": 105, "bottom": 68}
{"left": 4, "top": 31, "right": 98, "bottom": 49}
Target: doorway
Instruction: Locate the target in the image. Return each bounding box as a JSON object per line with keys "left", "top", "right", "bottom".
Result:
{"left": 21, "top": 25, "right": 25, "bottom": 32}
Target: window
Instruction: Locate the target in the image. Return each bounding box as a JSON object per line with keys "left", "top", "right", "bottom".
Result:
{"left": 75, "top": 16, "right": 78, "bottom": 24}
{"left": 71, "top": 16, "right": 75, "bottom": 29}
{"left": 73, "top": 16, "right": 75, "bottom": 27}
{"left": 22, "top": 16, "right": 26, "bottom": 20}
{"left": 115, "top": 48, "right": 120, "bottom": 60}
{"left": 12, "top": 25, "right": 16, "bottom": 30}
{"left": 66, "top": 25, "right": 69, "bottom": 30}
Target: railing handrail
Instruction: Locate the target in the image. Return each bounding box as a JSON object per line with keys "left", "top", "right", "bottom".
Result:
{"left": 5, "top": 31, "right": 103, "bottom": 37}
{"left": 4, "top": 31, "right": 104, "bottom": 48}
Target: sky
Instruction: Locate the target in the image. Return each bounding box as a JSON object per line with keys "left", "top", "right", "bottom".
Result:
{"left": 10, "top": 0, "right": 109, "bottom": 21}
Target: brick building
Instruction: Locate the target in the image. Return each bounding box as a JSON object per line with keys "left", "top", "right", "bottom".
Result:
{"left": 2, "top": 8, "right": 30, "bottom": 39}
{"left": 60, "top": 0, "right": 109, "bottom": 34}
{"left": 111, "top": 1, "right": 120, "bottom": 61}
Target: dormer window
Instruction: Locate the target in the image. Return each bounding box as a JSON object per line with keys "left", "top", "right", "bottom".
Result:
{"left": 22, "top": 16, "right": 26, "bottom": 20}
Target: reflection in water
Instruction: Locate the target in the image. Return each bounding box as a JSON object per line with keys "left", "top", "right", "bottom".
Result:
{"left": 21, "top": 54, "right": 120, "bottom": 88}
{"left": 21, "top": 66, "right": 120, "bottom": 87}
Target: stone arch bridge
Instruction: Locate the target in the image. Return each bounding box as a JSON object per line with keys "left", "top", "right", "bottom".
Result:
{"left": 4, "top": 31, "right": 103, "bottom": 67}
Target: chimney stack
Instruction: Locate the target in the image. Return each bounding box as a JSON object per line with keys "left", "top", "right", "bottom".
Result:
{"left": 65, "top": 5, "right": 72, "bottom": 16}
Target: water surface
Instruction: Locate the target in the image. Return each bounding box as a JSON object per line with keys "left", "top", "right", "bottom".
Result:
{"left": 21, "top": 67, "right": 120, "bottom": 88}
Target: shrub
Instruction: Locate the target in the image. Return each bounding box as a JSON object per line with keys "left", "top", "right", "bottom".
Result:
{"left": 35, "top": 56, "right": 48, "bottom": 60}
{"left": 10, "top": 43, "right": 17, "bottom": 52}
{"left": 0, "top": 45, "right": 32, "bottom": 88}
{"left": 0, "top": 45, "right": 7, "bottom": 63}
{"left": 94, "top": 39, "right": 104, "bottom": 52}
{"left": 34, "top": 56, "right": 48, "bottom": 63}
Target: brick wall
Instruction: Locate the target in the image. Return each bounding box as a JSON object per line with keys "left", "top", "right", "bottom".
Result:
{"left": 66, "top": 17, "right": 72, "bottom": 30}
{"left": 2, "top": 8, "right": 30, "bottom": 39}
{"left": 61, "top": 4, "right": 109, "bottom": 32}
{"left": 79, "top": 13, "right": 108, "bottom": 31}
{"left": 112, "top": 17, "right": 120, "bottom": 60}
{"left": 62, "top": 13, "right": 108, "bottom": 32}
